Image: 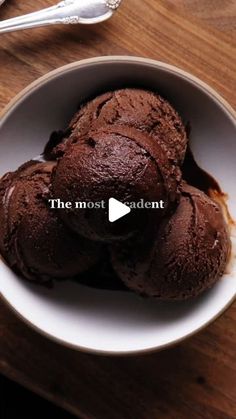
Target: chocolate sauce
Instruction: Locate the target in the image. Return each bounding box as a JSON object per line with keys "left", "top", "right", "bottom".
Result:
{"left": 76, "top": 255, "right": 128, "bottom": 291}
{"left": 43, "top": 129, "right": 71, "bottom": 161}
{"left": 182, "top": 146, "right": 235, "bottom": 227}
{"left": 182, "top": 146, "right": 221, "bottom": 195}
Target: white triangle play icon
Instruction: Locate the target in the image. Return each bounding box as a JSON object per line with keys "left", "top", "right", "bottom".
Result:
{"left": 108, "top": 198, "right": 131, "bottom": 223}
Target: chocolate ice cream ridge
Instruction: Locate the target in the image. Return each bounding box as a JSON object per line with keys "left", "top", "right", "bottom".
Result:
{"left": 0, "top": 161, "right": 101, "bottom": 283}
{"left": 51, "top": 125, "right": 181, "bottom": 242}
{"left": 54, "top": 88, "right": 188, "bottom": 164}
{"left": 111, "top": 183, "right": 231, "bottom": 300}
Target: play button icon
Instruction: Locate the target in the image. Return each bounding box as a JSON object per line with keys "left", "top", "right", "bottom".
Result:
{"left": 108, "top": 198, "right": 131, "bottom": 223}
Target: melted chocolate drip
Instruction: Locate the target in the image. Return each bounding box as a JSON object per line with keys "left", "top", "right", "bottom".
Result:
{"left": 43, "top": 129, "right": 71, "bottom": 161}
{"left": 182, "top": 146, "right": 221, "bottom": 195}
{"left": 76, "top": 255, "right": 128, "bottom": 291}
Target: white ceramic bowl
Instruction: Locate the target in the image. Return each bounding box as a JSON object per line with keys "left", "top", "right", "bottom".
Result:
{"left": 0, "top": 57, "right": 236, "bottom": 355}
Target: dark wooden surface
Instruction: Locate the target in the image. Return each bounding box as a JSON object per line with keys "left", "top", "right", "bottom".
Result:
{"left": 1, "top": 375, "right": 75, "bottom": 418}
{"left": 0, "top": 1, "right": 236, "bottom": 418}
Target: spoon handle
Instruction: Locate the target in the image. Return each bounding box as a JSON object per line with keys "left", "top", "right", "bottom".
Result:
{"left": 0, "top": 0, "right": 118, "bottom": 34}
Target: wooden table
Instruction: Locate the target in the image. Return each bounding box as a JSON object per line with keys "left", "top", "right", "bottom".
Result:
{"left": 0, "top": 1, "right": 236, "bottom": 418}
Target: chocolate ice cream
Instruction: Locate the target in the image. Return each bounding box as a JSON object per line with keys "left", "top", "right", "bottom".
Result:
{"left": 0, "top": 161, "right": 101, "bottom": 282}
{"left": 110, "top": 183, "right": 231, "bottom": 300}
{"left": 55, "top": 89, "right": 187, "bottom": 164}
{"left": 0, "top": 86, "right": 231, "bottom": 300}
{"left": 51, "top": 125, "right": 181, "bottom": 242}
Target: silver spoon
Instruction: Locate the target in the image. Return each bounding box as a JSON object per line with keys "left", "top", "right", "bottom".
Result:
{"left": 0, "top": 0, "right": 122, "bottom": 34}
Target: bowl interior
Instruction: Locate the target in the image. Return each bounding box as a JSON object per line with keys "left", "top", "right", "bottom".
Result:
{"left": 0, "top": 58, "right": 236, "bottom": 354}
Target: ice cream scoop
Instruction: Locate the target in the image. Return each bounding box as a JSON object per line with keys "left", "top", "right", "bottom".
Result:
{"left": 110, "top": 183, "right": 231, "bottom": 300}
{"left": 51, "top": 125, "right": 181, "bottom": 242}
{"left": 58, "top": 88, "right": 187, "bottom": 164}
{"left": 0, "top": 161, "right": 101, "bottom": 282}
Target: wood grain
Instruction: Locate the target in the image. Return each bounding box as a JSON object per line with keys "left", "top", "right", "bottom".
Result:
{"left": 0, "top": 1, "right": 236, "bottom": 418}
{"left": 0, "top": 299, "right": 236, "bottom": 419}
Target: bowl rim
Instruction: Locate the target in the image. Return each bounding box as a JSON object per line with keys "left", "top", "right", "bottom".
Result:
{"left": 0, "top": 56, "right": 236, "bottom": 356}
